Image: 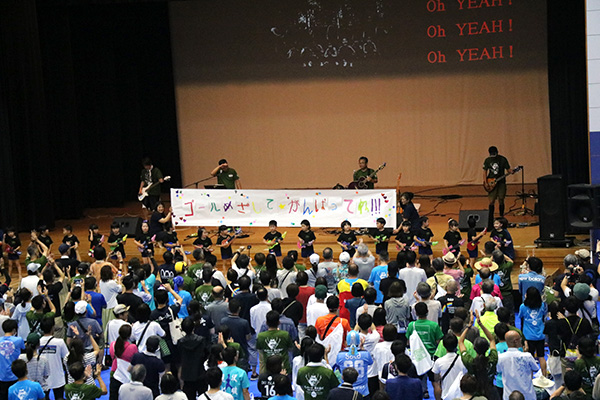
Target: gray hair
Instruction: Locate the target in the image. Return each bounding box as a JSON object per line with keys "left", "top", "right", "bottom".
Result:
{"left": 357, "top": 243, "right": 369, "bottom": 256}
{"left": 563, "top": 254, "right": 579, "bottom": 268}
{"left": 130, "top": 364, "right": 147, "bottom": 382}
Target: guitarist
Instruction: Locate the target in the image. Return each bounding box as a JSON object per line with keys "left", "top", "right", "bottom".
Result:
{"left": 353, "top": 156, "right": 378, "bottom": 189}
{"left": 139, "top": 157, "right": 165, "bottom": 212}
{"left": 483, "top": 146, "right": 512, "bottom": 229}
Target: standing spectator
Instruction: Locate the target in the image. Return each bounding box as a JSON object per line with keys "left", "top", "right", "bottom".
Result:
{"left": 345, "top": 283, "right": 366, "bottom": 329}
{"left": 118, "top": 364, "right": 153, "bottom": 400}
{"left": 250, "top": 288, "right": 272, "bottom": 379}
{"left": 327, "top": 367, "right": 364, "bottom": 400}
{"left": 109, "top": 325, "right": 138, "bottom": 400}
{"left": 318, "top": 248, "right": 338, "bottom": 294}
{"left": 432, "top": 334, "right": 467, "bottom": 400}
{"left": 220, "top": 347, "right": 251, "bottom": 400}
{"left": 106, "top": 304, "right": 131, "bottom": 347}
{"left": 297, "top": 344, "right": 339, "bottom": 400}
{"left": 398, "top": 251, "right": 427, "bottom": 306}
{"left": 65, "top": 335, "right": 100, "bottom": 385}
{"left": 368, "top": 251, "right": 390, "bottom": 304}
{"left": 412, "top": 282, "right": 441, "bottom": 324}
{"left": 307, "top": 285, "right": 330, "bottom": 328}
{"left": 66, "top": 301, "right": 102, "bottom": 351}
{"left": 437, "top": 280, "right": 465, "bottom": 334}
{"left": 206, "top": 287, "right": 229, "bottom": 332}
{"left": 116, "top": 275, "right": 144, "bottom": 323}
{"left": 426, "top": 257, "right": 454, "bottom": 296}
{"left": 149, "top": 284, "right": 182, "bottom": 369}
{"left": 384, "top": 281, "right": 410, "bottom": 338}
{"left": 7, "top": 359, "right": 44, "bottom": 400}
{"left": 0, "top": 320, "right": 26, "bottom": 399}
{"left": 372, "top": 325, "right": 397, "bottom": 384}
{"left": 178, "top": 318, "right": 208, "bottom": 400}
{"left": 277, "top": 257, "right": 297, "bottom": 297}
{"left": 131, "top": 303, "right": 165, "bottom": 353}
{"left": 99, "top": 264, "right": 123, "bottom": 331}
{"left": 84, "top": 277, "right": 106, "bottom": 327}
{"left": 64, "top": 362, "right": 107, "bottom": 400}
{"left": 130, "top": 336, "right": 164, "bottom": 398}
{"left": 354, "top": 243, "right": 376, "bottom": 281}
{"left": 38, "top": 318, "right": 68, "bottom": 400}
{"left": 497, "top": 331, "right": 540, "bottom": 400}
{"left": 19, "top": 334, "right": 49, "bottom": 395}
{"left": 519, "top": 287, "right": 547, "bottom": 377}
{"left": 220, "top": 299, "right": 252, "bottom": 371}
{"left": 200, "top": 367, "right": 235, "bottom": 400}
{"left": 12, "top": 289, "right": 33, "bottom": 341}
{"left": 518, "top": 257, "right": 545, "bottom": 301}
{"left": 257, "top": 355, "right": 287, "bottom": 399}
{"left": 386, "top": 354, "right": 423, "bottom": 400}
{"left": 315, "top": 296, "right": 351, "bottom": 342}
{"left": 257, "top": 311, "right": 293, "bottom": 374}
{"left": 156, "top": 372, "right": 187, "bottom": 400}
{"left": 296, "top": 271, "right": 315, "bottom": 339}
{"left": 574, "top": 336, "right": 600, "bottom": 396}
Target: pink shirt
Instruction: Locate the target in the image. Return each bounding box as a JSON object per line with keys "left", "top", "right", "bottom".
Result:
{"left": 109, "top": 341, "right": 138, "bottom": 372}
{"left": 470, "top": 282, "right": 503, "bottom": 300}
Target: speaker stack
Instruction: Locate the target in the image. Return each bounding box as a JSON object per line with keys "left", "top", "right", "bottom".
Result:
{"left": 534, "top": 175, "right": 574, "bottom": 247}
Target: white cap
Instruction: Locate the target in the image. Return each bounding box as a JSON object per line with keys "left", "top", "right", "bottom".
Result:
{"left": 309, "top": 253, "right": 320, "bottom": 265}
{"left": 339, "top": 252, "right": 351, "bottom": 263}
{"left": 74, "top": 300, "right": 88, "bottom": 315}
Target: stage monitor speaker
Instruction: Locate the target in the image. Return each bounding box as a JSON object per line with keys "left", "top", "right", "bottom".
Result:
{"left": 458, "top": 210, "right": 489, "bottom": 232}
{"left": 537, "top": 175, "right": 567, "bottom": 240}
{"left": 567, "top": 184, "right": 600, "bottom": 229}
{"left": 112, "top": 217, "right": 143, "bottom": 237}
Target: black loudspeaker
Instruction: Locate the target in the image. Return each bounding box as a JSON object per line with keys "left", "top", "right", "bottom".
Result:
{"left": 458, "top": 210, "right": 489, "bottom": 232}
{"left": 537, "top": 175, "right": 567, "bottom": 240}
{"left": 567, "top": 184, "right": 600, "bottom": 229}
{"left": 112, "top": 217, "right": 143, "bottom": 237}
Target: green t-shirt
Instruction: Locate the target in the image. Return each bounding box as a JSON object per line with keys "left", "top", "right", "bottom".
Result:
{"left": 353, "top": 168, "right": 376, "bottom": 189}
{"left": 26, "top": 311, "right": 56, "bottom": 334}
{"left": 297, "top": 365, "right": 340, "bottom": 400}
{"left": 407, "top": 319, "right": 443, "bottom": 356}
{"left": 216, "top": 168, "right": 239, "bottom": 189}
{"left": 171, "top": 276, "right": 195, "bottom": 294}
{"left": 483, "top": 155, "right": 510, "bottom": 179}
{"left": 195, "top": 285, "right": 214, "bottom": 309}
{"left": 65, "top": 383, "right": 104, "bottom": 400}
{"left": 187, "top": 262, "right": 205, "bottom": 280}
{"left": 575, "top": 356, "right": 600, "bottom": 395}
{"left": 496, "top": 261, "right": 514, "bottom": 296}
{"left": 434, "top": 337, "right": 476, "bottom": 358}
{"left": 460, "top": 266, "right": 474, "bottom": 298}
{"left": 25, "top": 256, "right": 47, "bottom": 267}
{"left": 256, "top": 329, "right": 293, "bottom": 373}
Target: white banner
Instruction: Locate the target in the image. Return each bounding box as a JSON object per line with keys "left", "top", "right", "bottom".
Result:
{"left": 170, "top": 188, "right": 396, "bottom": 228}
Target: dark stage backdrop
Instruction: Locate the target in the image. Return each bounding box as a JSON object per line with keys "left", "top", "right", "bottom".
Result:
{"left": 0, "top": 0, "right": 181, "bottom": 231}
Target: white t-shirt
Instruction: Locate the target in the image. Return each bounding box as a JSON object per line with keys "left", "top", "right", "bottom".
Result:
{"left": 198, "top": 391, "right": 234, "bottom": 400}
{"left": 156, "top": 391, "right": 188, "bottom": 400}
{"left": 372, "top": 341, "right": 394, "bottom": 380}
{"left": 306, "top": 302, "right": 329, "bottom": 327}
{"left": 131, "top": 321, "right": 165, "bottom": 352}
{"left": 277, "top": 269, "right": 297, "bottom": 297}
{"left": 106, "top": 319, "right": 130, "bottom": 345}
{"left": 20, "top": 275, "right": 41, "bottom": 297}
{"left": 39, "top": 335, "right": 69, "bottom": 389}
{"left": 411, "top": 299, "right": 442, "bottom": 323}
{"left": 431, "top": 352, "right": 467, "bottom": 399}
{"left": 355, "top": 304, "right": 378, "bottom": 324}
{"left": 497, "top": 348, "right": 539, "bottom": 400}
{"left": 99, "top": 280, "right": 122, "bottom": 309}
{"left": 359, "top": 331, "right": 381, "bottom": 377}
{"left": 470, "top": 294, "right": 503, "bottom": 315}
{"left": 250, "top": 301, "right": 272, "bottom": 333}
{"left": 398, "top": 266, "right": 427, "bottom": 305}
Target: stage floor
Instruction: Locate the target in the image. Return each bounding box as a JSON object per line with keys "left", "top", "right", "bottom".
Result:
{"left": 16, "top": 184, "right": 589, "bottom": 288}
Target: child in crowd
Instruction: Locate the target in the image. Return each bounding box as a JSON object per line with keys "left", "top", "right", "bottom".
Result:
{"left": 36, "top": 225, "right": 53, "bottom": 254}
{"left": 298, "top": 219, "right": 316, "bottom": 263}
{"left": 443, "top": 218, "right": 462, "bottom": 257}
{"left": 491, "top": 217, "right": 515, "bottom": 260}
{"left": 337, "top": 221, "right": 357, "bottom": 258}
{"left": 107, "top": 222, "right": 127, "bottom": 266}
{"left": 4, "top": 227, "right": 22, "bottom": 279}
{"left": 370, "top": 218, "right": 392, "bottom": 255}
{"left": 264, "top": 220, "right": 284, "bottom": 258}
{"left": 466, "top": 216, "right": 487, "bottom": 267}
{"left": 414, "top": 216, "right": 435, "bottom": 262}
{"left": 217, "top": 225, "right": 235, "bottom": 269}
{"left": 134, "top": 220, "right": 154, "bottom": 265}
{"left": 395, "top": 221, "right": 414, "bottom": 252}
{"left": 193, "top": 227, "right": 218, "bottom": 266}
{"left": 87, "top": 224, "right": 103, "bottom": 257}
{"left": 62, "top": 225, "right": 79, "bottom": 260}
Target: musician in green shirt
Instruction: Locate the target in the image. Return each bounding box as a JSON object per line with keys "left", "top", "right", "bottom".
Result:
{"left": 352, "top": 156, "right": 377, "bottom": 189}
{"left": 211, "top": 159, "right": 241, "bottom": 189}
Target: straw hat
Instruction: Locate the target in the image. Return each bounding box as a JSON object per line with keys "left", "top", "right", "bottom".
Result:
{"left": 474, "top": 257, "right": 498, "bottom": 272}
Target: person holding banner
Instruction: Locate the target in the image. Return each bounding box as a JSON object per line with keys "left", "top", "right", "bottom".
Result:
{"left": 211, "top": 159, "right": 241, "bottom": 189}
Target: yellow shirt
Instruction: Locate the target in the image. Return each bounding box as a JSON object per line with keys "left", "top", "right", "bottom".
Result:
{"left": 337, "top": 278, "right": 369, "bottom": 294}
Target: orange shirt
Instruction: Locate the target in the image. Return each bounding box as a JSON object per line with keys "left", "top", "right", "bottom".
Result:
{"left": 315, "top": 313, "right": 351, "bottom": 343}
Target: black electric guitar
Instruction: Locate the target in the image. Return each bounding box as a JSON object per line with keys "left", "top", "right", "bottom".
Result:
{"left": 138, "top": 176, "right": 171, "bottom": 201}
{"left": 348, "top": 163, "right": 386, "bottom": 189}
{"left": 483, "top": 166, "right": 522, "bottom": 193}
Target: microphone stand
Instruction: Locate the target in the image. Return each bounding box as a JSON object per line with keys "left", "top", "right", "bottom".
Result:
{"left": 508, "top": 166, "right": 535, "bottom": 216}
{"left": 183, "top": 176, "right": 214, "bottom": 188}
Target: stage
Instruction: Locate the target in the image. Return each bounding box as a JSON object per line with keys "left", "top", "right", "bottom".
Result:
{"left": 12, "top": 183, "right": 582, "bottom": 291}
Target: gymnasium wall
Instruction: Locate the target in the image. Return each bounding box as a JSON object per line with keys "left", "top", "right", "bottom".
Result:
{"left": 169, "top": 0, "right": 551, "bottom": 189}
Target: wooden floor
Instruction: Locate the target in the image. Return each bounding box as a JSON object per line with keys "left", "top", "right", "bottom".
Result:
{"left": 12, "top": 183, "right": 589, "bottom": 288}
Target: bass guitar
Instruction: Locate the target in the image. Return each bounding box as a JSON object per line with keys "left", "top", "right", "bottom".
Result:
{"left": 348, "top": 163, "right": 386, "bottom": 189}
{"left": 138, "top": 176, "right": 171, "bottom": 201}
{"left": 483, "top": 166, "right": 522, "bottom": 193}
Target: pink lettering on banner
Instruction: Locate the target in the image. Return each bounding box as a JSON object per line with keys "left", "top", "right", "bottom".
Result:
{"left": 184, "top": 200, "right": 194, "bottom": 217}
{"left": 288, "top": 200, "right": 300, "bottom": 213}
{"left": 344, "top": 199, "right": 354, "bottom": 214}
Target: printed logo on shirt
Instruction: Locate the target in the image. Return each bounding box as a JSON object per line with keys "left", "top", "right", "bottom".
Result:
{"left": 266, "top": 338, "right": 281, "bottom": 351}
{"left": 306, "top": 374, "right": 324, "bottom": 398}
{"left": 15, "top": 387, "right": 33, "bottom": 400}
{"left": 0, "top": 340, "right": 16, "bottom": 358}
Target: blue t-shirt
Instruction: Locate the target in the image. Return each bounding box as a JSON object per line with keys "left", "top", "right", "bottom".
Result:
{"left": 386, "top": 375, "right": 423, "bottom": 400}
{"left": 269, "top": 396, "right": 295, "bottom": 400}
{"left": 519, "top": 302, "right": 547, "bottom": 341}
{"left": 139, "top": 274, "right": 156, "bottom": 310}
{"left": 518, "top": 272, "right": 545, "bottom": 301}
{"left": 168, "top": 290, "right": 192, "bottom": 319}
{"left": 221, "top": 365, "right": 250, "bottom": 400}
{"left": 475, "top": 273, "right": 502, "bottom": 288}
{"left": 334, "top": 350, "right": 374, "bottom": 396}
{"left": 85, "top": 291, "right": 106, "bottom": 325}
{"left": 368, "top": 265, "right": 388, "bottom": 304}
{"left": 0, "top": 336, "right": 25, "bottom": 382}
{"left": 8, "top": 380, "right": 44, "bottom": 400}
